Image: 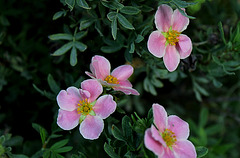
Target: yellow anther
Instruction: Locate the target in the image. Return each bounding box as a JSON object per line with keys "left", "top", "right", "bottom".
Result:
{"left": 77, "top": 99, "right": 93, "bottom": 115}
{"left": 164, "top": 29, "right": 180, "bottom": 46}
{"left": 104, "top": 75, "right": 119, "bottom": 84}
{"left": 161, "top": 129, "right": 177, "bottom": 148}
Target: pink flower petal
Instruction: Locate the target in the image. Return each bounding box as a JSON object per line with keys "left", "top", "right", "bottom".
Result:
{"left": 162, "top": 148, "right": 177, "bottom": 158}
{"left": 173, "top": 140, "right": 197, "bottom": 158}
{"left": 91, "top": 55, "right": 111, "bottom": 80}
{"left": 119, "top": 80, "right": 132, "bottom": 87}
{"left": 147, "top": 31, "right": 166, "bottom": 58}
{"left": 163, "top": 45, "right": 180, "bottom": 72}
{"left": 79, "top": 89, "right": 91, "bottom": 100}
{"left": 150, "top": 125, "right": 166, "bottom": 147}
{"left": 113, "top": 86, "right": 140, "bottom": 95}
{"left": 85, "top": 71, "right": 96, "bottom": 79}
{"left": 176, "top": 35, "right": 192, "bottom": 59}
{"left": 155, "top": 4, "right": 173, "bottom": 32}
{"left": 111, "top": 65, "right": 133, "bottom": 81}
{"left": 57, "top": 109, "right": 80, "bottom": 130}
{"left": 81, "top": 79, "right": 103, "bottom": 102}
{"left": 172, "top": 8, "right": 189, "bottom": 32}
{"left": 144, "top": 128, "right": 164, "bottom": 157}
{"left": 93, "top": 95, "right": 116, "bottom": 119}
{"left": 79, "top": 115, "right": 104, "bottom": 140}
{"left": 153, "top": 104, "right": 167, "bottom": 132}
{"left": 90, "top": 63, "right": 95, "bottom": 75}
{"left": 57, "top": 87, "right": 80, "bottom": 111}
{"left": 167, "top": 115, "right": 190, "bottom": 140}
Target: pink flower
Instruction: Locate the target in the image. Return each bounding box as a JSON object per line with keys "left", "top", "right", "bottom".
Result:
{"left": 56, "top": 79, "right": 116, "bottom": 140}
{"left": 85, "top": 55, "right": 140, "bottom": 95}
{"left": 144, "top": 104, "right": 196, "bottom": 158}
{"left": 147, "top": 4, "right": 192, "bottom": 72}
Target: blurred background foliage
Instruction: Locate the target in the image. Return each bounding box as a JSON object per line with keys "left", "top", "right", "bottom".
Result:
{"left": 0, "top": 0, "right": 240, "bottom": 157}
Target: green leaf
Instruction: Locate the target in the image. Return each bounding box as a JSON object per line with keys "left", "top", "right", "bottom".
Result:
{"left": 143, "top": 77, "right": 157, "bottom": 96}
{"left": 55, "top": 146, "right": 73, "bottom": 153}
{"left": 199, "top": 127, "right": 207, "bottom": 145}
{"left": 199, "top": 108, "right": 208, "bottom": 128}
{"left": 49, "top": 33, "right": 73, "bottom": 41}
{"left": 172, "top": 0, "right": 197, "bottom": 8}
{"left": 75, "top": 31, "right": 88, "bottom": 40}
{"left": 112, "top": 125, "right": 125, "bottom": 141}
{"left": 31, "top": 150, "right": 44, "bottom": 158}
{"left": 32, "top": 123, "right": 48, "bottom": 145}
{"left": 32, "top": 84, "right": 55, "bottom": 100}
{"left": 80, "top": 20, "right": 95, "bottom": 30}
{"left": 212, "top": 78, "right": 222, "bottom": 88}
{"left": 4, "top": 136, "right": 23, "bottom": 147}
{"left": 141, "top": 5, "right": 154, "bottom": 12}
{"left": 101, "top": 0, "right": 124, "bottom": 10}
{"left": 43, "top": 150, "right": 51, "bottom": 158}
{"left": 194, "top": 82, "right": 209, "bottom": 96}
{"left": 214, "top": 143, "right": 234, "bottom": 154}
{"left": 76, "top": 0, "right": 90, "bottom": 9}
{"left": 50, "top": 139, "right": 69, "bottom": 150}
{"left": 7, "top": 153, "right": 29, "bottom": 158}
{"left": 151, "top": 76, "right": 163, "bottom": 88}
{"left": 124, "top": 49, "right": 132, "bottom": 62}
{"left": 147, "top": 108, "right": 153, "bottom": 120}
{"left": 70, "top": 46, "right": 77, "bottom": 66}
{"left": 49, "top": 134, "right": 62, "bottom": 139}
{"left": 172, "top": 4, "right": 195, "bottom": 19}
{"left": 122, "top": 116, "right": 132, "bottom": 139}
{"left": 104, "top": 143, "right": 121, "bottom": 158}
{"left": 232, "top": 22, "right": 240, "bottom": 43}
{"left": 71, "top": 152, "right": 87, "bottom": 158}
{"left": 196, "top": 146, "right": 208, "bottom": 158}
{"left": 53, "top": 11, "right": 65, "bottom": 20}
{"left": 101, "top": 45, "right": 122, "bottom": 53}
{"left": 74, "top": 41, "right": 87, "bottom": 52}
{"left": 0, "top": 15, "right": 10, "bottom": 26}
{"left": 212, "top": 55, "right": 235, "bottom": 75}
{"left": 135, "top": 35, "right": 144, "bottom": 43}
{"left": 111, "top": 17, "right": 117, "bottom": 40}
{"left": 51, "top": 42, "right": 73, "bottom": 56}
{"left": 129, "top": 42, "right": 135, "bottom": 54}
{"left": 107, "top": 12, "right": 117, "bottom": 21}
{"left": 117, "top": 13, "right": 134, "bottom": 30}
{"left": 65, "top": 0, "right": 75, "bottom": 11}
{"left": 95, "top": 21, "right": 103, "bottom": 36}
{"left": 47, "top": 74, "right": 60, "bottom": 94}
{"left": 120, "top": 6, "right": 141, "bottom": 15}
{"left": 194, "top": 88, "right": 202, "bottom": 102}
{"left": 218, "top": 22, "right": 227, "bottom": 45}
{"left": 205, "top": 124, "right": 222, "bottom": 136}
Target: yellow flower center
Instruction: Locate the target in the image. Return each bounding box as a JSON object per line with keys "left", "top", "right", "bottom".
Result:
{"left": 77, "top": 98, "right": 93, "bottom": 115}
{"left": 163, "top": 27, "right": 180, "bottom": 46}
{"left": 104, "top": 75, "right": 119, "bottom": 84}
{"left": 162, "top": 129, "right": 177, "bottom": 149}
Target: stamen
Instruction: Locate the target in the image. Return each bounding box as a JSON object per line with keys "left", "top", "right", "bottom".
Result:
{"left": 163, "top": 28, "right": 180, "bottom": 46}
{"left": 104, "top": 75, "right": 119, "bottom": 84}
{"left": 77, "top": 98, "right": 93, "bottom": 115}
{"left": 161, "top": 129, "right": 177, "bottom": 149}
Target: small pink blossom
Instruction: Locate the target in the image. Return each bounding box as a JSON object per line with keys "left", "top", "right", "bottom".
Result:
{"left": 85, "top": 55, "right": 140, "bottom": 95}
{"left": 147, "top": 4, "right": 192, "bottom": 72}
{"left": 56, "top": 79, "right": 116, "bottom": 140}
{"left": 144, "top": 104, "right": 196, "bottom": 158}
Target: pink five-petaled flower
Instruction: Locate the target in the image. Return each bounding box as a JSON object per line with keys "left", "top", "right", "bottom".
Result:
{"left": 85, "top": 55, "right": 140, "bottom": 96}
{"left": 147, "top": 4, "right": 192, "bottom": 72}
{"left": 56, "top": 79, "right": 116, "bottom": 140}
{"left": 144, "top": 104, "right": 197, "bottom": 158}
